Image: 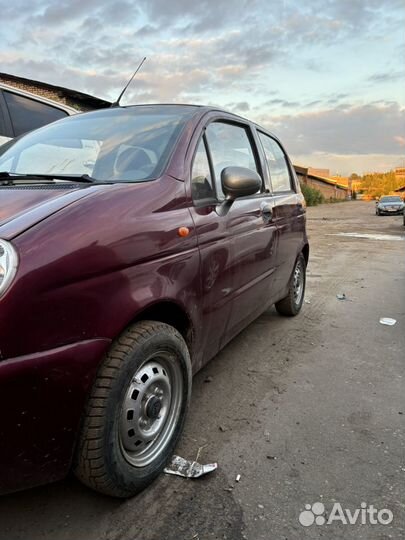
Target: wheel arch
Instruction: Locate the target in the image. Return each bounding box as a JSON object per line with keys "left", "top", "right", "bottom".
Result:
{"left": 302, "top": 243, "right": 309, "bottom": 266}
{"left": 128, "top": 300, "right": 194, "bottom": 355}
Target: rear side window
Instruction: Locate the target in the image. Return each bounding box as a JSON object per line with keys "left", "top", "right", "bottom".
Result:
{"left": 258, "top": 132, "right": 292, "bottom": 192}
{"left": 3, "top": 90, "right": 67, "bottom": 137}
{"left": 205, "top": 122, "right": 260, "bottom": 198}
{"left": 191, "top": 137, "right": 215, "bottom": 202}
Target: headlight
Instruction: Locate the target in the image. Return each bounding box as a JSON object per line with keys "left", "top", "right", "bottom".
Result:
{"left": 0, "top": 240, "right": 18, "bottom": 298}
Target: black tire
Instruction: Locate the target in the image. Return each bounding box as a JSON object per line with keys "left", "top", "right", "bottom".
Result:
{"left": 74, "top": 321, "right": 192, "bottom": 498}
{"left": 275, "top": 253, "right": 306, "bottom": 317}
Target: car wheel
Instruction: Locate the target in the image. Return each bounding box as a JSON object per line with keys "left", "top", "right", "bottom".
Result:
{"left": 275, "top": 253, "right": 306, "bottom": 317}
{"left": 74, "top": 321, "right": 192, "bottom": 497}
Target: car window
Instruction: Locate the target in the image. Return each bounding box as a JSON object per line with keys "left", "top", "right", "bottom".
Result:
{"left": 14, "top": 140, "right": 101, "bottom": 175}
{"left": 258, "top": 132, "right": 292, "bottom": 192}
{"left": 0, "top": 106, "right": 195, "bottom": 182}
{"left": 205, "top": 122, "right": 260, "bottom": 199}
{"left": 191, "top": 137, "right": 215, "bottom": 202}
{"left": 0, "top": 102, "right": 6, "bottom": 137}
{"left": 380, "top": 196, "right": 401, "bottom": 203}
{"left": 3, "top": 90, "right": 68, "bottom": 137}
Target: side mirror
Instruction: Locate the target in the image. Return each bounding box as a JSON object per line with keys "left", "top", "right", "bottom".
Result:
{"left": 221, "top": 166, "right": 262, "bottom": 200}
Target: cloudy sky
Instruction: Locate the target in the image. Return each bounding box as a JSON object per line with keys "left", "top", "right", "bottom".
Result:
{"left": 1, "top": 0, "right": 404, "bottom": 175}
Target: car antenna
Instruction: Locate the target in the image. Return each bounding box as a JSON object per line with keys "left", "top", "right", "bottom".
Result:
{"left": 110, "top": 57, "right": 146, "bottom": 107}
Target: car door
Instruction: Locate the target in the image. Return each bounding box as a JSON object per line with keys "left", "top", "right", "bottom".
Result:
{"left": 0, "top": 90, "right": 13, "bottom": 146}
{"left": 256, "top": 130, "right": 306, "bottom": 296}
{"left": 187, "top": 133, "right": 234, "bottom": 367}
{"left": 188, "top": 117, "right": 279, "bottom": 364}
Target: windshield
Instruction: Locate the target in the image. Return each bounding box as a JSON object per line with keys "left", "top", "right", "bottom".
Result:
{"left": 0, "top": 106, "right": 196, "bottom": 183}
{"left": 380, "top": 196, "right": 402, "bottom": 203}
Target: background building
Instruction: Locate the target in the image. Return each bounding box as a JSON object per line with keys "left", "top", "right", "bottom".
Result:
{"left": 394, "top": 167, "right": 405, "bottom": 181}
{"left": 0, "top": 72, "right": 110, "bottom": 111}
{"left": 294, "top": 165, "right": 348, "bottom": 200}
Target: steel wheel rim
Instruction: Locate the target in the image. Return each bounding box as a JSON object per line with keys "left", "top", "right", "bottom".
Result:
{"left": 119, "top": 352, "right": 183, "bottom": 467}
{"left": 293, "top": 261, "right": 304, "bottom": 306}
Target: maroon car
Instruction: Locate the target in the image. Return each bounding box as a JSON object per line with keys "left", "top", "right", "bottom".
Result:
{"left": 0, "top": 104, "right": 308, "bottom": 497}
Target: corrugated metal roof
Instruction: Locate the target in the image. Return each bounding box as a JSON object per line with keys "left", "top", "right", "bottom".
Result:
{"left": 293, "top": 164, "right": 348, "bottom": 191}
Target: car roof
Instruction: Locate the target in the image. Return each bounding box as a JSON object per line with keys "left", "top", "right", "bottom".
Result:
{"left": 106, "top": 103, "right": 278, "bottom": 138}
{"left": 120, "top": 103, "right": 246, "bottom": 119}
{"left": 49, "top": 102, "right": 280, "bottom": 142}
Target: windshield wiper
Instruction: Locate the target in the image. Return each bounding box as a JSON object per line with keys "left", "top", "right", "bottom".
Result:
{"left": 0, "top": 171, "right": 97, "bottom": 185}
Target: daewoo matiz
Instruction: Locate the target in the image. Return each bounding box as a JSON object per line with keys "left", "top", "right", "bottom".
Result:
{"left": 0, "top": 105, "right": 308, "bottom": 497}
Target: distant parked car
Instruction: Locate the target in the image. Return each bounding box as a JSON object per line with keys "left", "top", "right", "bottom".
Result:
{"left": 0, "top": 82, "right": 76, "bottom": 146}
{"left": 375, "top": 196, "right": 405, "bottom": 215}
{"left": 0, "top": 104, "right": 308, "bottom": 497}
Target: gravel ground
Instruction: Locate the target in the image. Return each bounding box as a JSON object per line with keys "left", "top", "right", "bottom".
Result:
{"left": 0, "top": 200, "right": 404, "bottom": 540}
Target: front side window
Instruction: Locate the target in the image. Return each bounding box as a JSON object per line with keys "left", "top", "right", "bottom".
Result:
{"left": 258, "top": 132, "right": 292, "bottom": 192}
{"left": 191, "top": 138, "right": 215, "bottom": 202}
{"left": 3, "top": 90, "right": 67, "bottom": 137}
{"left": 205, "top": 122, "right": 260, "bottom": 198}
{"left": 0, "top": 106, "right": 195, "bottom": 182}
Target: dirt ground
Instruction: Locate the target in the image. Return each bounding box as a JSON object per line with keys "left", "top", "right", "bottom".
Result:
{"left": 0, "top": 201, "right": 404, "bottom": 540}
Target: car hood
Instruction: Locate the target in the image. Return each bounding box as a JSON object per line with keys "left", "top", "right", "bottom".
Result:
{"left": 0, "top": 185, "right": 98, "bottom": 240}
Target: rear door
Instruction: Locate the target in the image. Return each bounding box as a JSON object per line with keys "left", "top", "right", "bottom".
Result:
{"left": 256, "top": 130, "right": 305, "bottom": 296}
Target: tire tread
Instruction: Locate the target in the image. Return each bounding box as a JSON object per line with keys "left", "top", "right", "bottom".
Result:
{"left": 74, "top": 320, "right": 187, "bottom": 497}
{"left": 275, "top": 253, "right": 306, "bottom": 317}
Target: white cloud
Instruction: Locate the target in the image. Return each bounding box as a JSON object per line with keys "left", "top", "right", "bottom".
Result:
{"left": 1, "top": 0, "right": 404, "bottom": 174}
{"left": 254, "top": 103, "right": 405, "bottom": 156}
{"left": 292, "top": 152, "right": 405, "bottom": 176}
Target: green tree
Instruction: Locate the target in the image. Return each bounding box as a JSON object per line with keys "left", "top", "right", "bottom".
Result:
{"left": 300, "top": 183, "right": 325, "bottom": 206}
{"left": 361, "top": 170, "right": 401, "bottom": 198}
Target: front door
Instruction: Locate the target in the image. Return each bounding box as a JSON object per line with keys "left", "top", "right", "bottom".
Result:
{"left": 188, "top": 119, "right": 279, "bottom": 366}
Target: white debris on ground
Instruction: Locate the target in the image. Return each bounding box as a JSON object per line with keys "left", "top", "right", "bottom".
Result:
{"left": 328, "top": 232, "right": 405, "bottom": 242}
{"left": 164, "top": 455, "right": 217, "bottom": 478}
{"left": 379, "top": 317, "right": 397, "bottom": 326}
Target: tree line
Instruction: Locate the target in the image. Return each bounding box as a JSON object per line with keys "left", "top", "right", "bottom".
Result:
{"left": 352, "top": 171, "right": 404, "bottom": 199}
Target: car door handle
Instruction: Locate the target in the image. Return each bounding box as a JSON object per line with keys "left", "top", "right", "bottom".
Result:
{"left": 260, "top": 202, "right": 273, "bottom": 222}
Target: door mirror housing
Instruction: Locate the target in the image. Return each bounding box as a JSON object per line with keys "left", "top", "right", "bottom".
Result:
{"left": 221, "top": 166, "right": 262, "bottom": 200}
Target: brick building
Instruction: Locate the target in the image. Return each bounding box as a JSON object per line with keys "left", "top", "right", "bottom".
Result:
{"left": 394, "top": 167, "right": 405, "bottom": 181}
{"left": 0, "top": 72, "right": 110, "bottom": 112}
{"left": 294, "top": 165, "right": 349, "bottom": 200}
